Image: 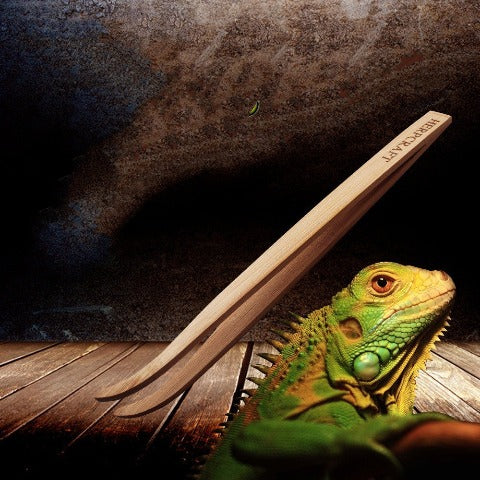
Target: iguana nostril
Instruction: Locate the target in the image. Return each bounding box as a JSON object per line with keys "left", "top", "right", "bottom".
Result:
{"left": 439, "top": 271, "right": 449, "bottom": 281}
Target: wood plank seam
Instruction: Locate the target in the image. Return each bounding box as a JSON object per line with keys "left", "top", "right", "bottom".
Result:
{"left": 226, "top": 341, "right": 254, "bottom": 415}
{"left": 65, "top": 345, "right": 190, "bottom": 451}
{"left": 433, "top": 346, "right": 480, "bottom": 381}
{"left": 0, "top": 342, "right": 61, "bottom": 368}
{"left": 450, "top": 341, "right": 480, "bottom": 357}
{"left": 63, "top": 400, "right": 121, "bottom": 452}
{"left": 144, "top": 389, "right": 191, "bottom": 451}
{"left": 0, "top": 343, "right": 141, "bottom": 440}
{"left": 432, "top": 350, "right": 480, "bottom": 382}
{"left": 139, "top": 343, "right": 251, "bottom": 475}
{"left": 421, "top": 367, "right": 480, "bottom": 417}
{"left": 0, "top": 343, "right": 106, "bottom": 401}
{"left": 62, "top": 343, "right": 146, "bottom": 451}
{"left": 427, "top": 352, "right": 480, "bottom": 415}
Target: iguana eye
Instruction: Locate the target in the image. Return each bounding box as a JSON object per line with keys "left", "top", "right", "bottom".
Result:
{"left": 371, "top": 275, "right": 394, "bottom": 294}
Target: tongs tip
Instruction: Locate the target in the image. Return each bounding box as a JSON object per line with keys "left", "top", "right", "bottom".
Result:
{"left": 112, "top": 405, "right": 147, "bottom": 418}
{"left": 95, "top": 382, "right": 145, "bottom": 402}
{"left": 112, "top": 395, "right": 174, "bottom": 418}
{"left": 95, "top": 392, "right": 120, "bottom": 402}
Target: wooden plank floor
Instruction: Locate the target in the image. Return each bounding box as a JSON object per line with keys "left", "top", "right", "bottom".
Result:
{"left": 0, "top": 341, "right": 479, "bottom": 478}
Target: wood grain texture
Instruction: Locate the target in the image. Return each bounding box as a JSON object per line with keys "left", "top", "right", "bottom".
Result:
{"left": 144, "top": 343, "right": 251, "bottom": 479}
{"left": 0, "top": 340, "right": 478, "bottom": 478}
{"left": 0, "top": 342, "right": 104, "bottom": 400}
{"left": 0, "top": 343, "right": 127, "bottom": 439}
{"left": 159, "top": 342, "right": 249, "bottom": 444}
{"left": 243, "top": 341, "right": 278, "bottom": 392}
{"left": 424, "top": 352, "right": 480, "bottom": 413}
{"left": 0, "top": 342, "right": 138, "bottom": 476}
{"left": 6, "top": 343, "right": 139, "bottom": 440}
{"left": 415, "top": 370, "right": 480, "bottom": 422}
{"left": 65, "top": 343, "right": 175, "bottom": 439}
{"left": 60, "top": 343, "right": 198, "bottom": 476}
{"left": 443, "top": 340, "right": 480, "bottom": 358}
{"left": 0, "top": 342, "right": 57, "bottom": 366}
{"left": 435, "top": 342, "right": 480, "bottom": 378}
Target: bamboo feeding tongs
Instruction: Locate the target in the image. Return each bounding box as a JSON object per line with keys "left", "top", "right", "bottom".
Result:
{"left": 97, "top": 111, "right": 451, "bottom": 417}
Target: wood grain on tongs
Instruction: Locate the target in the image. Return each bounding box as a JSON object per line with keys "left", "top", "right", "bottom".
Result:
{"left": 96, "top": 111, "right": 452, "bottom": 417}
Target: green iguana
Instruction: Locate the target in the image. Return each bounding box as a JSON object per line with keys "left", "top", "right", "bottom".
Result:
{"left": 199, "top": 262, "right": 456, "bottom": 479}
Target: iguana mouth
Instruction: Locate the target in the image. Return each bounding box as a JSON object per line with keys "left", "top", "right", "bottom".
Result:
{"left": 392, "top": 287, "right": 455, "bottom": 320}
{"left": 376, "top": 288, "right": 455, "bottom": 413}
{"left": 368, "top": 287, "right": 456, "bottom": 335}
{"left": 390, "top": 312, "right": 451, "bottom": 408}
{"left": 357, "top": 286, "right": 455, "bottom": 408}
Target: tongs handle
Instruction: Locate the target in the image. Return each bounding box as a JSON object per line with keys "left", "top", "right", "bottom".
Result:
{"left": 97, "top": 111, "right": 451, "bottom": 416}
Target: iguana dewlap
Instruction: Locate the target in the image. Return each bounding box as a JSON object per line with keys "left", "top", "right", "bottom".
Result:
{"left": 199, "top": 262, "right": 455, "bottom": 479}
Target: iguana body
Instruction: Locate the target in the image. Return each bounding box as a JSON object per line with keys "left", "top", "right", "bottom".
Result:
{"left": 200, "top": 262, "right": 455, "bottom": 479}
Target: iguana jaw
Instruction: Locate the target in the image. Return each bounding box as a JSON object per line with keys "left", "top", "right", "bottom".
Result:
{"left": 361, "top": 287, "right": 455, "bottom": 413}
{"left": 385, "top": 313, "right": 451, "bottom": 412}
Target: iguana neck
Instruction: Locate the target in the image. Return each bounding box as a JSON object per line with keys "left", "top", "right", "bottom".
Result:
{"left": 243, "top": 307, "right": 357, "bottom": 425}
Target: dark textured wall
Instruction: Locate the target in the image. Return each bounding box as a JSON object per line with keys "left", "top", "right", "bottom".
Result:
{"left": 1, "top": 1, "right": 479, "bottom": 341}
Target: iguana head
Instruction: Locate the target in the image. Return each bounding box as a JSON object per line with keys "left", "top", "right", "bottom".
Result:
{"left": 325, "top": 262, "right": 455, "bottom": 414}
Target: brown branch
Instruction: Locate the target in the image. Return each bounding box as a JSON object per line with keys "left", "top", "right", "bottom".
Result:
{"left": 335, "top": 420, "right": 480, "bottom": 480}
{"left": 392, "top": 420, "right": 480, "bottom": 478}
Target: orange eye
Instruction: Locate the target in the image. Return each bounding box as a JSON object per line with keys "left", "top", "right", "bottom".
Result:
{"left": 371, "top": 275, "right": 394, "bottom": 294}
